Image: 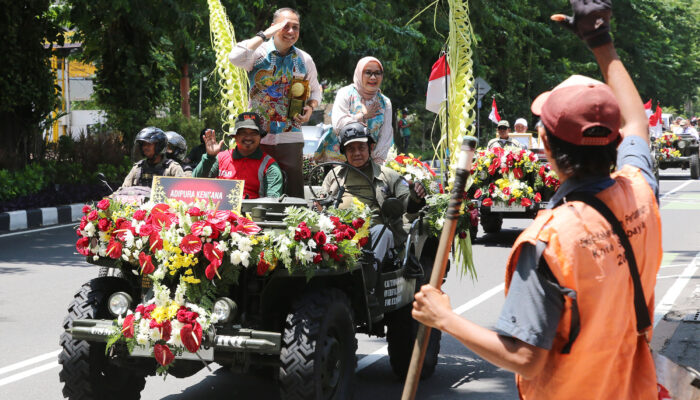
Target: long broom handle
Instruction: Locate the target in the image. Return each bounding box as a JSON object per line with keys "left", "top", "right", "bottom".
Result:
{"left": 401, "top": 135, "right": 478, "bottom": 400}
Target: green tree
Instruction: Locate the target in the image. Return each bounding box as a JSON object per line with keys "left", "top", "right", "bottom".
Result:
{"left": 0, "top": 1, "right": 64, "bottom": 169}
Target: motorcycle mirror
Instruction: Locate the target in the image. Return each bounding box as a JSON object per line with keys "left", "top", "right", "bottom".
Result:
{"left": 96, "top": 172, "right": 113, "bottom": 192}
{"left": 381, "top": 198, "right": 404, "bottom": 221}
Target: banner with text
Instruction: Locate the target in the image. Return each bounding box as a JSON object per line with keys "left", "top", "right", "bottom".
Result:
{"left": 151, "top": 177, "right": 244, "bottom": 213}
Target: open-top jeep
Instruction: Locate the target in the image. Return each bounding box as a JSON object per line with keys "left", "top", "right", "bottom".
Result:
{"left": 59, "top": 169, "right": 444, "bottom": 400}
{"left": 652, "top": 133, "right": 700, "bottom": 179}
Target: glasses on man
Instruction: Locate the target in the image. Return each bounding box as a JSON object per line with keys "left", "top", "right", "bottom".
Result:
{"left": 363, "top": 70, "right": 384, "bottom": 78}
{"left": 497, "top": 127, "right": 508, "bottom": 130}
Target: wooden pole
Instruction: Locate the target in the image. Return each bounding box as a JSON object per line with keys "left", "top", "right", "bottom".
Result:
{"left": 401, "top": 135, "right": 477, "bottom": 400}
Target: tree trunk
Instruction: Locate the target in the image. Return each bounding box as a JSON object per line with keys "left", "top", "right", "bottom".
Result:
{"left": 180, "top": 63, "right": 191, "bottom": 118}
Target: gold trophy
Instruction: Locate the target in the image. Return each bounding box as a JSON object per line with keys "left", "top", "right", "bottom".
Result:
{"left": 287, "top": 78, "right": 310, "bottom": 119}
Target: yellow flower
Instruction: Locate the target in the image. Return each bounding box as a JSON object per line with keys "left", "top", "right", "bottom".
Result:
{"left": 151, "top": 306, "right": 169, "bottom": 323}
{"left": 183, "top": 276, "right": 201, "bottom": 284}
{"left": 166, "top": 303, "right": 180, "bottom": 320}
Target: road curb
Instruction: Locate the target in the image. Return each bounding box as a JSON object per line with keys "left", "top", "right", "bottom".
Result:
{"left": 0, "top": 204, "right": 84, "bottom": 232}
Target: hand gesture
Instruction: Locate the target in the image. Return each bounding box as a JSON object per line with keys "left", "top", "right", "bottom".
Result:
{"left": 293, "top": 105, "right": 313, "bottom": 125}
{"left": 203, "top": 129, "right": 224, "bottom": 157}
{"left": 263, "top": 18, "right": 290, "bottom": 39}
{"left": 361, "top": 101, "right": 381, "bottom": 122}
{"left": 412, "top": 284, "right": 453, "bottom": 330}
{"left": 413, "top": 181, "right": 427, "bottom": 198}
{"left": 552, "top": 0, "right": 612, "bottom": 48}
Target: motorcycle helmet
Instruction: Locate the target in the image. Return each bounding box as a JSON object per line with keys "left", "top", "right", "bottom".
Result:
{"left": 338, "top": 122, "right": 374, "bottom": 154}
{"left": 134, "top": 127, "right": 167, "bottom": 160}
{"left": 164, "top": 131, "right": 187, "bottom": 162}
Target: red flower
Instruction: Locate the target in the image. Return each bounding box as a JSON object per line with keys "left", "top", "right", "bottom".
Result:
{"left": 482, "top": 198, "right": 493, "bottom": 207}
{"left": 358, "top": 237, "right": 369, "bottom": 247}
{"left": 322, "top": 243, "right": 341, "bottom": 261}
{"left": 88, "top": 210, "right": 99, "bottom": 221}
{"left": 231, "top": 215, "right": 261, "bottom": 235}
{"left": 180, "top": 234, "right": 202, "bottom": 254}
{"left": 132, "top": 209, "right": 147, "bottom": 221}
{"left": 257, "top": 255, "right": 271, "bottom": 276}
{"left": 76, "top": 237, "right": 91, "bottom": 256}
{"left": 505, "top": 154, "right": 515, "bottom": 168}
{"left": 329, "top": 216, "right": 342, "bottom": 228}
{"left": 187, "top": 207, "right": 203, "bottom": 217}
{"left": 539, "top": 165, "right": 547, "bottom": 178}
{"left": 458, "top": 231, "right": 467, "bottom": 239}
{"left": 106, "top": 239, "right": 123, "bottom": 259}
{"left": 139, "top": 224, "right": 153, "bottom": 237}
{"left": 492, "top": 147, "right": 504, "bottom": 157}
{"left": 508, "top": 197, "right": 517, "bottom": 205}
{"left": 468, "top": 207, "right": 479, "bottom": 226}
{"left": 176, "top": 306, "right": 199, "bottom": 324}
{"left": 203, "top": 243, "right": 224, "bottom": 280}
{"left": 149, "top": 233, "right": 163, "bottom": 252}
{"left": 180, "top": 322, "right": 203, "bottom": 353}
{"left": 488, "top": 183, "right": 496, "bottom": 194}
{"left": 121, "top": 314, "right": 135, "bottom": 338}
{"left": 82, "top": 205, "right": 91, "bottom": 214}
{"left": 534, "top": 193, "right": 542, "bottom": 203}
{"left": 190, "top": 220, "right": 207, "bottom": 236}
{"left": 351, "top": 218, "right": 365, "bottom": 230}
{"left": 97, "top": 218, "right": 111, "bottom": 232}
{"left": 113, "top": 220, "right": 134, "bottom": 241}
{"left": 151, "top": 203, "right": 170, "bottom": 213}
{"left": 79, "top": 216, "right": 88, "bottom": 230}
{"left": 521, "top": 198, "right": 532, "bottom": 207}
{"left": 473, "top": 189, "right": 483, "bottom": 199}
{"left": 138, "top": 252, "right": 155, "bottom": 275}
{"left": 154, "top": 344, "right": 175, "bottom": 367}
{"left": 313, "top": 253, "right": 323, "bottom": 264}
{"left": 97, "top": 199, "right": 110, "bottom": 210}
{"left": 488, "top": 158, "right": 501, "bottom": 175}
{"left": 149, "top": 319, "right": 172, "bottom": 342}
{"left": 513, "top": 168, "right": 524, "bottom": 179}
{"left": 313, "top": 231, "right": 327, "bottom": 246}
{"left": 149, "top": 212, "right": 173, "bottom": 230}
{"left": 294, "top": 222, "right": 312, "bottom": 241}
{"left": 502, "top": 187, "right": 511, "bottom": 196}
{"left": 528, "top": 152, "right": 537, "bottom": 162}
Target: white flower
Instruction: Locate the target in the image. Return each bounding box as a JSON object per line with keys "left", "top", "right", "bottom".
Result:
{"left": 237, "top": 236, "right": 253, "bottom": 253}
{"left": 308, "top": 239, "right": 317, "bottom": 250}
{"left": 436, "top": 217, "right": 445, "bottom": 229}
{"left": 123, "top": 248, "right": 131, "bottom": 258}
{"left": 98, "top": 230, "right": 111, "bottom": 243}
{"left": 84, "top": 223, "right": 96, "bottom": 237}
{"left": 149, "top": 327, "right": 162, "bottom": 341}
{"left": 174, "top": 281, "right": 187, "bottom": 305}
{"left": 230, "top": 250, "right": 242, "bottom": 266}
{"left": 123, "top": 230, "right": 135, "bottom": 248}
{"left": 217, "top": 241, "right": 228, "bottom": 252}
{"left": 93, "top": 255, "right": 100, "bottom": 261}
{"left": 136, "top": 332, "right": 149, "bottom": 346}
{"left": 240, "top": 251, "right": 250, "bottom": 267}
{"left": 298, "top": 247, "right": 315, "bottom": 264}
{"left": 318, "top": 215, "right": 334, "bottom": 233}
{"left": 201, "top": 226, "right": 213, "bottom": 237}
{"left": 135, "top": 238, "right": 143, "bottom": 249}
{"left": 121, "top": 254, "right": 130, "bottom": 261}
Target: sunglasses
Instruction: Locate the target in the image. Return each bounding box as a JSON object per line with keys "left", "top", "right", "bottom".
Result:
{"left": 363, "top": 70, "right": 384, "bottom": 78}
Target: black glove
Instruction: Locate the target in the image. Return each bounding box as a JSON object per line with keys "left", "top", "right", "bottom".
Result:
{"left": 556, "top": 0, "right": 613, "bottom": 48}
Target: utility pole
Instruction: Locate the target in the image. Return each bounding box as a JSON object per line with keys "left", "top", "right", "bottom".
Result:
{"left": 198, "top": 76, "right": 207, "bottom": 119}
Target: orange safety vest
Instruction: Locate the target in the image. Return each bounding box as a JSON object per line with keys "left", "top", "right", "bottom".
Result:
{"left": 217, "top": 150, "right": 276, "bottom": 199}
{"left": 505, "top": 166, "right": 662, "bottom": 400}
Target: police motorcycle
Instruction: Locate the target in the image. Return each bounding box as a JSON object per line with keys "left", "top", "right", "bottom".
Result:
{"left": 59, "top": 127, "right": 443, "bottom": 400}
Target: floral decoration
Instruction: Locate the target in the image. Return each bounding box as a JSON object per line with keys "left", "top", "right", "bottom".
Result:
{"left": 654, "top": 133, "right": 680, "bottom": 149}
{"left": 386, "top": 154, "right": 444, "bottom": 195}
{"left": 656, "top": 147, "right": 682, "bottom": 161}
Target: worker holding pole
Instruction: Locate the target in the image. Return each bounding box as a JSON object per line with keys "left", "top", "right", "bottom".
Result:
{"left": 411, "top": 1, "right": 661, "bottom": 399}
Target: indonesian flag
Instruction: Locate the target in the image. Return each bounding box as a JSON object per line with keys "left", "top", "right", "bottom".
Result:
{"left": 649, "top": 105, "right": 663, "bottom": 138}
{"left": 426, "top": 55, "right": 450, "bottom": 113}
{"left": 488, "top": 98, "right": 501, "bottom": 124}
{"left": 644, "top": 99, "right": 653, "bottom": 118}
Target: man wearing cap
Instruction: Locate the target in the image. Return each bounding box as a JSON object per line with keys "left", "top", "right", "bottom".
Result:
{"left": 413, "top": 1, "right": 661, "bottom": 399}
{"left": 488, "top": 120, "right": 523, "bottom": 149}
{"left": 680, "top": 119, "right": 699, "bottom": 139}
{"left": 229, "top": 7, "right": 321, "bottom": 199}
{"left": 193, "top": 112, "right": 283, "bottom": 199}
{"left": 514, "top": 118, "right": 528, "bottom": 134}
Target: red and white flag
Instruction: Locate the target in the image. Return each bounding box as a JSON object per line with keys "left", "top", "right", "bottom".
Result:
{"left": 644, "top": 99, "right": 653, "bottom": 118}
{"left": 649, "top": 105, "right": 663, "bottom": 137}
{"left": 488, "top": 98, "right": 501, "bottom": 124}
{"left": 426, "top": 55, "right": 450, "bottom": 113}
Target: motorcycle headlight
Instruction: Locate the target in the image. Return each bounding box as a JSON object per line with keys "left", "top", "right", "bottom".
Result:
{"left": 678, "top": 140, "right": 687, "bottom": 149}
{"left": 213, "top": 297, "right": 237, "bottom": 323}
{"left": 108, "top": 292, "right": 132, "bottom": 317}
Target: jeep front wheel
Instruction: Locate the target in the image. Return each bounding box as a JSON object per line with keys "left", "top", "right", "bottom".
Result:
{"left": 59, "top": 279, "right": 146, "bottom": 400}
{"left": 386, "top": 303, "right": 441, "bottom": 380}
{"left": 481, "top": 213, "right": 503, "bottom": 234}
{"left": 690, "top": 153, "right": 700, "bottom": 179}
{"left": 279, "top": 288, "right": 357, "bottom": 400}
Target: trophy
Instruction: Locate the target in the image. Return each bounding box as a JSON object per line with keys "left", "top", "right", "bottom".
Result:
{"left": 287, "top": 78, "right": 310, "bottom": 119}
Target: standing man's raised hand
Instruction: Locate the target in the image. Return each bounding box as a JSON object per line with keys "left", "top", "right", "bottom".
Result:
{"left": 204, "top": 129, "right": 224, "bottom": 157}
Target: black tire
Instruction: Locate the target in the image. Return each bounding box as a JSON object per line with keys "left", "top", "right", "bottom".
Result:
{"left": 279, "top": 289, "right": 357, "bottom": 400}
{"left": 690, "top": 154, "right": 699, "bottom": 179}
{"left": 469, "top": 224, "right": 478, "bottom": 242}
{"left": 386, "top": 304, "right": 441, "bottom": 380}
{"left": 59, "top": 279, "right": 146, "bottom": 400}
{"left": 481, "top": 213, "right": 503, "bottom": 234}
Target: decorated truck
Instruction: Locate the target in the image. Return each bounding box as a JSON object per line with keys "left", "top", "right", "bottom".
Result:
{"left": 58, "top": 166, "right": 471, "bottom": 400}
{"left": 468, "top": 146, "right": 560, "bottom": 236}
{"left": 652, "top": 133, "right": 700, "bottom": 179}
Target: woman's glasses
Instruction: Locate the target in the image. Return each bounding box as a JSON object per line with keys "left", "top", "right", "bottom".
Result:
{"left": 363, "top": 70, "right": 384, "bottom": 78}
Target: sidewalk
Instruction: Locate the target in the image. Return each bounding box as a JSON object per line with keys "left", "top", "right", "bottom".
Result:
{"left": 0, "top": 203, "right": 84, "bottom": 232}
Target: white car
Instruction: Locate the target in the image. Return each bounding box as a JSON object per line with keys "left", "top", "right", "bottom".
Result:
{"left": 301, "top": 123, "right": 331, "bottom": 156}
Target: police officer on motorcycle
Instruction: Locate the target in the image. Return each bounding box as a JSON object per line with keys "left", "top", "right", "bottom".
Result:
{"left": 121, "top": 127, "right": 185, "bottom": 188}
{"left": 164, "top": 130, "right": 192, "bottom": 176}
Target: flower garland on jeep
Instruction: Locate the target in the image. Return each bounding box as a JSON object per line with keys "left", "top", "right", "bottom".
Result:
{"left": 655, "top": 133, "right": 680, "bottom": 149}
{"left": 656, "top": 147, "right": 682, "bottom": 161}
{"left": 76, "top": 196, "right": 370, "bottom": 373}
{"left": 470, "top": 147, "right": 559, "bottom": 206}
{"left": 386, "top": 154, "right": 444, "bottom": 195}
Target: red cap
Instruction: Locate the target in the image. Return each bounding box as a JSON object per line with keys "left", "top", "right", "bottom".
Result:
{"left": 531, "top": 75, "right": 621, "bottom": 146}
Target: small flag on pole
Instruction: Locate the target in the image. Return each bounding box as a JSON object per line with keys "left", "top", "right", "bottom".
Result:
{"left": 644, "top": 99, "right": 653, "bottom": 118}
{"left": 426, "top": 55, "right": 451, "bottom": 113}
{"left": 488, "top": 98, "right": 501, "bottom": 124}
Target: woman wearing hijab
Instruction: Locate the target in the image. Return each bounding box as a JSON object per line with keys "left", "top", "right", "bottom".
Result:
{"left": 314, "top": 57, "right": 393, "bottom": 164}
{"left": 333, "top": 56, "right": 393, "bottom": 164}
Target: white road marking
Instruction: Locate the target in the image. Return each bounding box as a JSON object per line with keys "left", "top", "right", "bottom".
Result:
{"left": 0, "top": 223, "right": 75, "bottom": 238}
{"left": 0, "top": 361, "right": 59, "bottom": 387}
{"left": 660, "top": 180, "right": 693, "bottom": 201}
{"left": 356, "top": 283, "right": 504, "bottom": 372}
{"left": 0, "top": 350, "right": 60, "bottom": 376}
{"left": 654, "top": 252, "right": 700, "bottom": 328}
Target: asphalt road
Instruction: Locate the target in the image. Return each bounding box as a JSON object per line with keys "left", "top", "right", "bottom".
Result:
{"left": 1, "top": 168, "right": 698, "bottom": 400}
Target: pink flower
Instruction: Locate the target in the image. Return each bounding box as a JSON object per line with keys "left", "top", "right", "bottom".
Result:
{"left": 97, "top": 199, "right": 110, "bottom": 210}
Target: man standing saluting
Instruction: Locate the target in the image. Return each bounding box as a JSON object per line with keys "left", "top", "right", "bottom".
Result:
{"left": 229, "top": 7, "right": 321, "bottom": 198}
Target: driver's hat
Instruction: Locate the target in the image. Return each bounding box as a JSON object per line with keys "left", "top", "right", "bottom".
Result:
{"left": 339, "top": 122, "right": 374, "bottom": 153}
{"left": 233, "top": 112, "right": 267, "bottom": 138}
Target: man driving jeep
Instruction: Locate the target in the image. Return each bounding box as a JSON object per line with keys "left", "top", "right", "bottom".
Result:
{"left": 321, "top": 122, "right": 426, "bottom": 264}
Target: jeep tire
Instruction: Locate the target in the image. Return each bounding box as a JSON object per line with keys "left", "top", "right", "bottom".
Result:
{"left": 279, "top": 288, "right": 357, "bottom": 400}
{"left": 481, "top": 213, "right": 503, "bottom": 234}
{"left": 690, "top": 154, "right": 700, "bottom": 179}
{"left": 59, "top": 279, "right": 146, "bottom": 400}
{"left": 386, "top": 303, "right": 441, "bottom": 380}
